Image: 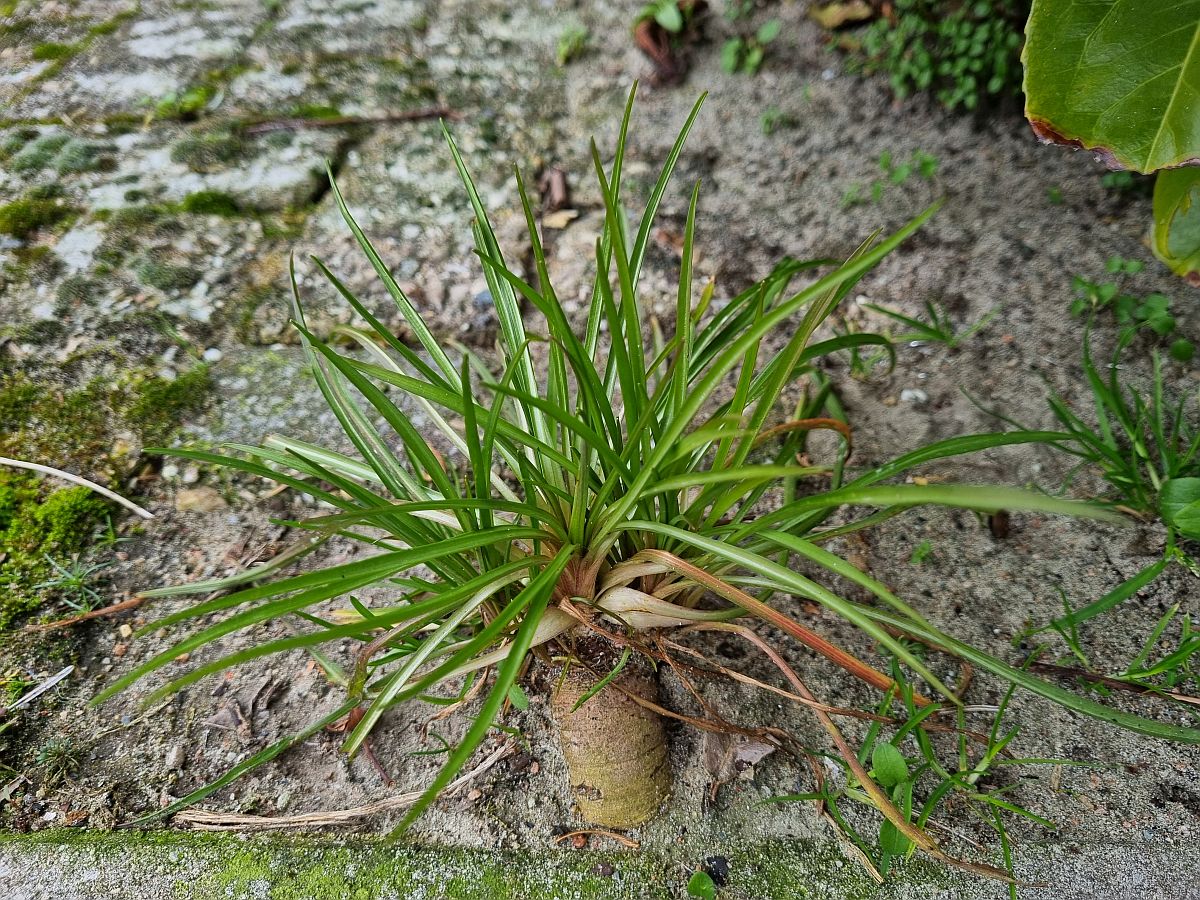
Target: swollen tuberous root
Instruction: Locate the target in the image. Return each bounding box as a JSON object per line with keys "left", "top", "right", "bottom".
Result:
{"left": 551, "top": 665, "right": 670, "bottom": 829}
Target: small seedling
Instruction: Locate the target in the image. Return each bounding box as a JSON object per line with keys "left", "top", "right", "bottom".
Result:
{"left": 760, "top": 106, "right": 798, "bottom": 136}
{"left": 832, "top": 315, "right": 896, "bottom": 379}
{"left": 557, "top": 25, "right": 589, "bottom": 66}
{"left": 721, "top": 18, "right": 781, "bottom": 75}
{"left": 909, "top": 540, "right": 933, "bottom": 564}
{"left": 864, "top": 299, "right": 997, "bottom": 350}
{"left": 1046, "top": 187, "right": 1064, "bottom": 204}
{"left": 1101, "top": 170, "right": 1135, "bottom": 192}
{"left": 843, "top": 151, "right": 938, "bottom": 207}
{"left": 31, "top": 554, "right": 111, "bottom": 612}
{"left": 35, "top": 737, "right": 82, "bottom": 785}
{"left": 638, "top": 0, "right": 688, "bottom": 33}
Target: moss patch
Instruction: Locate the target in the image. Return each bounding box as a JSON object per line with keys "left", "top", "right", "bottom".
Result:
{"left": 0, "top": 364, "right": 212, "bottom": 482}
{"left": 0, "top": 471, "right": 109, "bottom": 631}
{"left": 51, "top": 138, "right": 116, "bottom": 175}
{"left": 31, "top": 42, "right": 78, "bottom": 61}
{"left": 0, "top": 128, "right": 39, "bottom": 160}
{"left": 179, "top": 189, "right": 242, "bottom": 216}
{"left": 135, "top": 259, "right": 203, "bottom": 292}
{"left": 0, "top": 831, "right": 990, "bottom": 900}
{"left": 9, "top": 132, "right": 70, "bottom": 172}
{"left": 126, "top": 365, "right": 212, "bottom": 446}
{"left": 169, "top": 127, "right": 253, "bottom": 172}
{"left": 0, "top": 197, "right": 75, "bottom": 238}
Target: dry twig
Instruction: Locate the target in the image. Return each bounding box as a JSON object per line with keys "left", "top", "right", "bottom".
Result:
{"left": 174, "top": 742, "right": 513, "bottom": 831}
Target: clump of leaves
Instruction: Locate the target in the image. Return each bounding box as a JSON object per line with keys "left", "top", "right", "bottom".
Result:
{"left": 1045, "top": 333, "right": 1200, "bottom": 546}
{"left": 767, "top": 658, "right": 1075, "bottom": 886}
{"left": 721, "top": 18, "right": 781, "bottom": 75}
{"left": 856, "top": 0, "right": 1027, "bottom": 110}
{"left": 99, "top": 89, "right": 1200, "bottom": 868}
{"left": 1069, "top": 256, "right": 1193, "bottom": 360}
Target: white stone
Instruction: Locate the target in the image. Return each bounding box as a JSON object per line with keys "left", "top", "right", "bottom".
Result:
{"left": 53, "top": 223, "right": 104, "bottom": 274}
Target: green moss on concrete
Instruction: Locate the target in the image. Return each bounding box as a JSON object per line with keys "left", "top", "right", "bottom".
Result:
{"left": 9, "top": 132, "right": 70, "bottom": 172}
{"left": 52, "top": 138, "right": 116, "bottom": 174}
{"left": 179, "top": 190, "right": 242, "bottom": 216}
{"left": 0, "top": 830, "right": 674, "bottom": 899}
{"left": 169, "top": 128, "right": 251, "bottom": 172}
{"left": 126, "top": 365, "right": 212, "bottom": 446}
{"left": 0, "top": 360, "right": 210, "bottom": 628}
{"left": 0, "top": 128, "right": 39, "bottom": 160}
{"left": 0, "top": 830, "right": 987, "bottom": 900}
{"left": 0, "top": 364, "right": 211, "bottom": 484}
{"left": 55, "top": 274, "right": 101, "bottom": 313}
{"left": 135, "top": 260, "right": 202, "bottom": 292}
{"left": 31, "top": 42, "right": 78, "bottom": 61}
{"left": 0, "top": 196, "right": 75, "bottom": 238}
{"left": 0, "top": 471, "right": 109, "bottom": 631}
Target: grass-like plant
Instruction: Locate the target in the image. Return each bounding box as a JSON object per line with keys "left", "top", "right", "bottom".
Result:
{"left": 1022, "top": 331, "right": 1200, "bottom": 641}
{"left": 98, "top": 89, "right": 1200, "bottom": 870}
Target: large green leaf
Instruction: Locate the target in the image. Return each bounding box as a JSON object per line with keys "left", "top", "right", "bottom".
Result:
{"left": 1153, "top": 168, "right": 1200, "bottom": 284}
{"left": 1023, "top": 0, "right": 1200, "bottom": 173}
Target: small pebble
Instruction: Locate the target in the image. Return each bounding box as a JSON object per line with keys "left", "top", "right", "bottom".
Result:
{"left": 899, "top": 388, "right": 928, "bottom": 403}
{"left": 202, "top": 347, "right": 223, "bottom": 363}
{"left": 165, "top": 745, "right": 185, "bottom": 770}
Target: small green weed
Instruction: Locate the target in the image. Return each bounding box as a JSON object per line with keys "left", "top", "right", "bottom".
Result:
{"left": 760, "top": 106, "right": 799, "bottom": 135}
{"left": 865, "top": 298, "right": 996, "bottom": 350}
{"left": 721, "top": 18, "right": 781, "bottom": 75}
{"left": 855, "top": 0, "right": 1027, "bottom": 110}
{"left": 31, "top": 554, "right": 112, "bottom": 612}
{"left": 1070, "top": 257, "right": 1192, "bottom": 358}
{"left": 35, "top": 737, "right": 82, "bottom": 785}
{"left": 842, "top": 150, "right": 938, "bottom": 208}
{"left": 557, "top": 25, "right": 589, "bottom": 66}
{"left": 765, "top": 657, "right": 1070, "bottom": 885}
{"left": 637, "top": 0, "right": 690, "bottom": 33}
{"left": 909, "top": 540, "right": 933, "bottom": 564}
